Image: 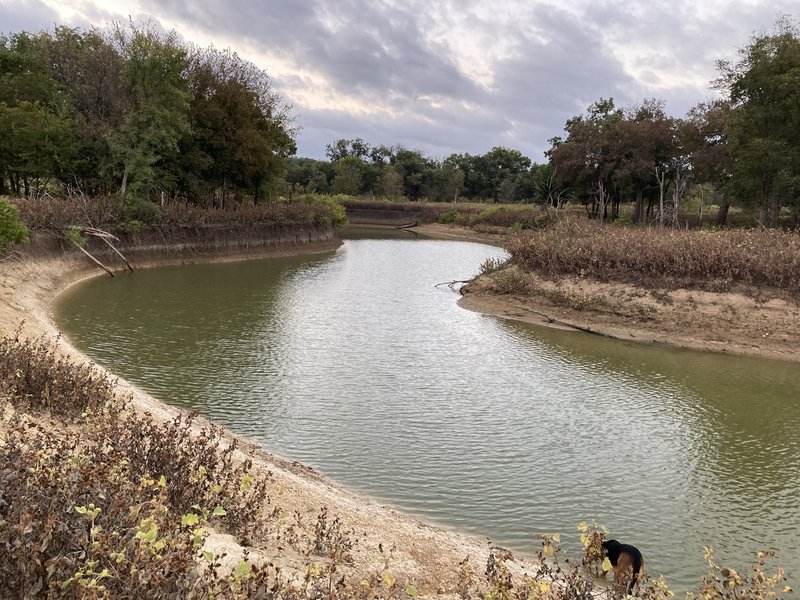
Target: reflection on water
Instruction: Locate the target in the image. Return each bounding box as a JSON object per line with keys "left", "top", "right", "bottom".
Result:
{"left": 55, "top": 230, "right": 800, "bottom": 592}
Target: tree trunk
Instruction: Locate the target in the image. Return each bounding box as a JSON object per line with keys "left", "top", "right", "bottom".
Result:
{"left": 655, "top": 167, "right": 667, "bottom": 227}
{"left": 120, "top": 169, "right": 128, "bottom": 198}
{"left": 633, "top": 189, "right": 643, "bottom": 224}
{"left": 671, "top": 166, "right": 687, "bottom": 228}
{"left": 716, "top": 197, "right": 729, "bottom": 226}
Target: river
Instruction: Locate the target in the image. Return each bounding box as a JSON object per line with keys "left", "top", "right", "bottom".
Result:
{"left": 55, "top": 227, "right": 800, "bottom": 591}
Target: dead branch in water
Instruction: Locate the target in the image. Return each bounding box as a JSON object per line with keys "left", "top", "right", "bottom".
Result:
{"left": 81, "top": 227, "right": 134, "bottom": 271}
{"left": 435, "top": 279, "right": 474, "bottom": 292}
{"left": 70, "top": 239, "right": 115, "bottom": 277}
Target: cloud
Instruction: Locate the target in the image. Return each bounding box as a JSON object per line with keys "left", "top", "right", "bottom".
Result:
{"left": 1, "top": 0, "right": 798, "bottom": 161}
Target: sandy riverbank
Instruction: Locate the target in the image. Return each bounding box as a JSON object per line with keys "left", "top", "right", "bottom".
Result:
{"left": 412, "top": 223, "right": 799, "bottom": 363}
{"left": 0, "top": 237, "right": 542, "bottom": 598}
{"left": 457, "top": 267, "right": 800, "bottom": 363}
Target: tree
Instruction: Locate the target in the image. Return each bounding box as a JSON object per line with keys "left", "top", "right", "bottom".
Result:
{"left": 427, "top": 161, "right": 465, "bottom": 202}
{"left": 483, "top": 146, "right": 531, "bottom": 202}
{"left": 179, "top": 45, "right": 296, "bottom": 204}
{"left": 716, "top": 16, "right": 800, "bottom": 226}
{"left": 0, "top": 102, "right": 77, "bottom": 197}
{"left": 548, "top": 98, "right": 623, "bottom": 220}
{"left": 0, "top": 32, "right": 80, "bottom": 196}
{"left": 39, "top": 26, "right": 127, "bottom": 193}
{"left": 331, "top": 156, "right": 363, "bottom": 195}
{"left": 325, "top": 138, "right": 371, "bottom": 162}
{"left": 378, "top": 165, "right": 404, "bottom": 199}
{"left": 390, "top": 147, "right": 433, "bottom": 200}
{"left": 105, "top": 21, "right": 190, "bottom": 199}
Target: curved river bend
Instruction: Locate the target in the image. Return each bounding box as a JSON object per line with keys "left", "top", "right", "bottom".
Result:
{"left": 55, "top": 228, "right": 800, "bottom": 591}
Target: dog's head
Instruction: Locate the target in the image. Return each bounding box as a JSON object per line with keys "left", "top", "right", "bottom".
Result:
{"left": 601, "top": 539, "right": 621, "bottom": 559}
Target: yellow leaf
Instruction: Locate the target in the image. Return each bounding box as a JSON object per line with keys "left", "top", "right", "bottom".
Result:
{"left": 553, "top": 533, "right": 561, "bottom": 543}
{"left": 181, "top": 513, "right": 199, "bottom": 527}
{"left": 602, "top": 557, "right": 613, "bottom": 573}
{"left": 383, "top": 572, "right": 397, "bottom": 588}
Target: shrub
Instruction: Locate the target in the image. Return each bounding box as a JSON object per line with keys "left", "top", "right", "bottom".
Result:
{"left": 438, "top": 211, "right": 458, "bottom": 224}
{"left": 122, "top": 196, "right": 163, "bottom": 225}
{"left": 0, "top": 197, "right": 29, "bottom": 251}
{"left": 304, "top": 193, "right": 348, "bottom": 225}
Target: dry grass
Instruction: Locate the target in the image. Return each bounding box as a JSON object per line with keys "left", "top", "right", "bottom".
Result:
{"left": 508, "top": 219, "right": 800, "bottom": 296}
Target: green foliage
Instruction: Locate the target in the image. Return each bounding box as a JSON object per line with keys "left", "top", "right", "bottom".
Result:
{"left": 122, "top": 196, "right": 163, "bottom": 224}
{"left": 0, "top": 24, "right": 296, "bottom": 204}
{"left": 303, "top": 193, "right": 348, "bottom": 225}
{"left": 65, "top": 225, "right": 87, "bottom": 248}
{"left": 438, "top": 210, "right": 458, "bottom": 224}
{"left": 716, "top": 17, "right": 800, "bottom": 226}
{"left": 0, "top": 198, "right": 29, "bottom": 250}
{"left": 106, "top": 22, "right": 190, "bottom": 197}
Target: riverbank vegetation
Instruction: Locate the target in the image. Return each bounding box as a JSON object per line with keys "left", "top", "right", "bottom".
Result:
{"left": 506, "top": 219, "right": 800, "bottom": 297}
{"left": 1, "top": 332, "right": 793, "bottom": 598}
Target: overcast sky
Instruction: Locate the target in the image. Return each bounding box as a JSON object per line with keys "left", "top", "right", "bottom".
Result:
{"left": 1, "top": 0, "right": 796, "bottom": 161}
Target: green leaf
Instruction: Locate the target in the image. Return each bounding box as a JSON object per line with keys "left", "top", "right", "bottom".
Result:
{"left": 212, "top": 506, "right": 227, "bottom": 517}
{"left": 181, "top": 513, "right": 199, "bottom": 527}
{"left": 406, "top": 584, "right": 418, "bottom": 597}
{"left": 234, "top": 560, "right": 251, "bottom": 580}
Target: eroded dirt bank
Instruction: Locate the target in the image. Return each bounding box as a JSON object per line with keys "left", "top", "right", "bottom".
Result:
{"left": 0, "top": 234, "right": 539, "bottom": 598}
{"left": 410, "top": 223, "right": 800, "bottom": 362}
{"left": 457, "top": 264, "right": 800, "bottom": 363}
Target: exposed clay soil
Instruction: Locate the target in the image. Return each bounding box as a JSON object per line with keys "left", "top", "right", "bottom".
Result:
{"left": 457, "top": 266, "right": 800, "bottom": 363}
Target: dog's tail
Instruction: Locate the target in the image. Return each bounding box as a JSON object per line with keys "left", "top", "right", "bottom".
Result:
{"left": 628, "top": 553, "right": 644, "bottom": 594}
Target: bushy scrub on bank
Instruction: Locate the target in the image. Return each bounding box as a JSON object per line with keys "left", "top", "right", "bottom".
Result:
{"left": 10, "top": 195, "right": 340, "bottom": 235}
{"left": 0, "top": 334, "right": 374, "bottom": 598}
{"left": 0, "top": 197, "right": 29, "bottom": 252}
{"left": 508, "top": 220, "right": 800, "bottom": 295}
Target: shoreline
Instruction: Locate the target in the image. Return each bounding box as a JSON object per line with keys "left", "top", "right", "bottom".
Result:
{"left": 0, "top": 233, "right": 539, "bottom": 597}
{"left": 411, "top": 223, "right": 799, "bottom": 363}
{"left": 456, "top": 269, "right": 800, "bottom": 363}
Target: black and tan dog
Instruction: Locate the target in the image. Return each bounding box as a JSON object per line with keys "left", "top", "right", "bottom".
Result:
{"left": 602, "top": 539, "right": 645, "bottom": 594}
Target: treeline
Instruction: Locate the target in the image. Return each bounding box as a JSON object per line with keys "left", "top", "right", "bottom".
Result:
{"left": 286, "top": 144, "right": 552, "bottom": 204}
{"left": 286, "top": 18, "right": 800, "bottom": 228}
{"left": 2, "top": 18, "right": 799, "bottom": 230}
{"left": 0, "top": 22, "right": 294, "bottom": 207}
